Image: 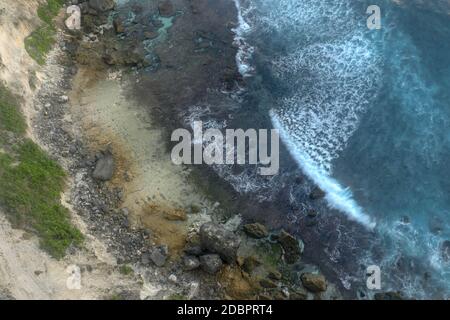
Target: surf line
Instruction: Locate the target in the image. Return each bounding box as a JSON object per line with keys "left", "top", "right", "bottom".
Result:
{"left": 271, "top": 111, "right": 376, "bottom": 229}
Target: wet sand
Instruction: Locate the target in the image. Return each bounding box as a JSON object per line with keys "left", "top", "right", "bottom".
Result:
{"left": 70, "top": 67, "right": 216, "bottom": 255}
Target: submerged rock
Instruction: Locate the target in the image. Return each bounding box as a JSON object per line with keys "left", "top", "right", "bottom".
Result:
{"left": 92, "top": 150, "right": 115, "bottom": 181}
{"left": 200, "top": 254, "right": 223, "bottom": 274}
{"left": 199, "top": 222, "right": 240, "bottom": 263}
{"left": 307, "top": 210, "right": 319, "bottom": 218}
{"left": 158, "top": 0, "right": 175, "bottom": 17}
{"left": 374, "top": 291, "right": 404, "bottom": 300}
{"left": 301, "top": 273, "right": 327, "bottom": 293}
{"left": 88, "top": 0, "right": 115, "bottom": 13}
{"left": 278, "top": 230, "right": 302, "bottom": 264}
{"left": 309, "top": 187, "right": 325, "bottom": 200}
{"left": 243, "top": 223, "right": 269, "bottom": 239}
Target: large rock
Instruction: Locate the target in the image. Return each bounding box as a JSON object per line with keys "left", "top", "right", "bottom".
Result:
{"left": 301, "top": 273, "right": 327, "bottom": 293}
{"left": 278, "top": 230, "right": 302, "bottom": 264}
{"left": 199, "top": 222, "right": 240, "bottom": 263}
{"left": 243, "top": 223, "right": 269, "bottom": 239}
{"left": 89, "top": 0, "right": 115, "bottom": 13}
{"left": 200, "top": 254, "right": 223, "bottom": 274}
{"left": 113, "top": 17, "right": 125, "bottom": 34}
{"left": 241, "top": 256, "right": 261, "bottom": 274}
{"left": 183, "top": 255, "right": 201, "bottom": 271}
{"left": 309, "top": 187, "right": 325, "bottom": 200}
{"left": 150, "top": 245, "right": 169, "bottom": 267}
{"left": 92, "top": 151, "right": 115, "bottom": 181}
{"left": 158, "top": 0, "right": 175, "bottom": 17}
{"left": 259, "top": 278, "right": 278, "bottom": 289}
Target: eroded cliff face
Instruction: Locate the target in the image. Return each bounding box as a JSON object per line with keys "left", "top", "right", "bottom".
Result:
{"left": 0, "top": 0, "right": 42, "bottom": 94}
{"left": 0, "top": 0, "right": 142, "bottom": 300}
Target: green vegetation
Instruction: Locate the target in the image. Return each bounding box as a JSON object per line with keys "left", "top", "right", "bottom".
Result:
{"left": 0, "top": 85, "right": 26, "bottom": 134}
{"left": 119, "top": 265, "right": 134, "bottom": 276}
{"left": 168, "top": 293, "right": 187, "bottom": 300}
{"left": 108, "top": 293, "right": 123, "bottom": 301}
{"left": 25, "top": 0, "right": 65, "bottom": 65}
{"left": 0, "top": 83, "right": 83, "bottom": 259}
{"left": 254, "top": 242, "right": 283, "bottom": 269}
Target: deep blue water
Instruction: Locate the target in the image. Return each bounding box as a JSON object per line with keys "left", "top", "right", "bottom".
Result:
{"left": 236, "top": 0, "right": 450, "bottom": 298}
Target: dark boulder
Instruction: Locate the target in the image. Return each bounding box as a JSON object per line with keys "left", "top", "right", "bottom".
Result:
{"left": 278, "top": 230, "right": 302, "bottom": 264}
{"left": 199, "top": 222, "right": 240, "bottom": 264}
{"left": 113, "top": 17, "right": 125, "bottom": 34}
{"left": 158, "top": 0, "right": 175, "bottom": 17}
{"left": 92, "top": 150, "right": 115, "bottom": 181}
{"left": 241, "top": 256, "right": 261, "bottom": 274}
{"left": 200, "top": 254, "right": 223, "bottom": 274}
{"left": 301, "top": 273, "right": 327, "bottom": 293}
{"left": 183, "top": 255, "right": 201, "bottom": 271}
{"left": 150, "top": 245, "right": 169, "bottom": 267}
{"left": 88, "top": 0, "right": 115, "bottom": 13}
{"left": 309, "top": 187, "right": 325, "bottom": 200}
{"left": 243, "top": 223, "right": 269, "bottom": 239}
{"left": 260, "top": 278, "right": 278, "bottom": 289}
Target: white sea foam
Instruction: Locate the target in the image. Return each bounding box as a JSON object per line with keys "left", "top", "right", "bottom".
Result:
{"left": 232, "top": 0, "right": 255, "bottom": 77}
{"left": 272, "top": 111, "right": 376, "bottom": 228}
{"left": 239, "top": 0, "right": 382, "bottom": 227}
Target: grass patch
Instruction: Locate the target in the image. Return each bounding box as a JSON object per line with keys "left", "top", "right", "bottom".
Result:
{"left": 0, "top": 84, "right": 26, "bottom": 134}
{"left": 0, "top": 83, "right": 83, "bottom": 259}
{"left": 119, "top": 265, "right": 134, "bottom": 276}
{"left": 168, "top": 293, "right": 187, "bottom": 300}
{"left": 25, "top": 0, "right": 65, "bottom": 65}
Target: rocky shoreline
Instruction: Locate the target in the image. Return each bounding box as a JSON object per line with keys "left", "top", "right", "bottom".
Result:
{"left": 23, "top": 0, "right": 349, "bottom": 300}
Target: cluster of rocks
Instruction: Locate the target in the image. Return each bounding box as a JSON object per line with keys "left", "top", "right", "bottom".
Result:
{"left": 179, "top": 222, "right": 240, "bottom": 275}
{"left": 69, "top": 0, "right": 115, "bottom": 15}
{"left": 67, "top": 0, "right": 177, "bottom": 69}
{"left": 30, "top": 0, "right": 341, "bottom": 300}
{"left": 33, "top": 30, "right": 151, "bottom": 265}
{"left": 173, "top": 219, "right": 336, "bottom": 300}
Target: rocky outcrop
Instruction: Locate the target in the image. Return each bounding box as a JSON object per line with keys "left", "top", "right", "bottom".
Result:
{"left": 278, "top": 230, "right": 302, "bottom": 264}
{"left": 92, "top": 150, "right": 115, "bottom": 181}
{"left": 200, "top": 254, "right": 223, "bottom": 274}
{"left": 243, "top": 223, "right": 269, "bottom": 239}
{"left": 88, "top": 0, "right": 115, "bottom": 13}
{"left": 149, "top": 245, "right": 169, "bottom": 267}
{"left": 301, "top": 273, "right": 327, "bottom": 293}
{"left": 199, "top": 222, "right": 240, "bottom": 264}
{"left": 183, "top": 255, "right": 200, "bottom": 271}
{"left": 158, "top": 1, "right": 175, "bottom": 17}
{"left": 309, "top": 187, "right": 325, "bottom": 200}
{"left": 113, "top": 17, "right": 125, "bottom": 34}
